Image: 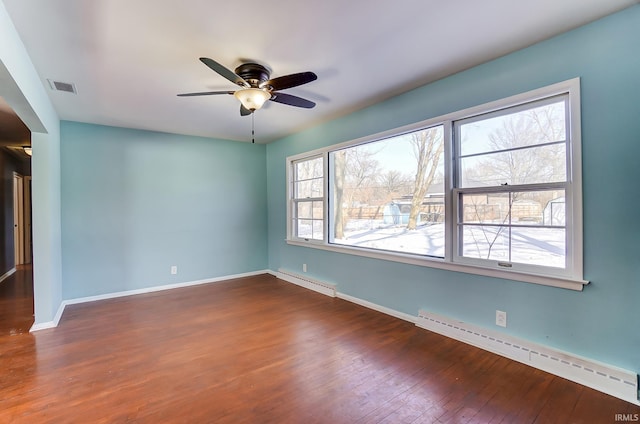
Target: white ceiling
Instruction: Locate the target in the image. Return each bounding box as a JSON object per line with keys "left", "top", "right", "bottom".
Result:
{"left": 3, "top": 0, "right": 638, "bottom": 143}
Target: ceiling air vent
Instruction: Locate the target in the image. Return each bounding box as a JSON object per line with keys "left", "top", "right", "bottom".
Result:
{"left": 47, "top": 79, "right": 77, "bottom": 94}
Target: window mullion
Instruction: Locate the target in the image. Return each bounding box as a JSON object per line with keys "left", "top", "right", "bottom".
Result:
{"left": 508, "top": 192, "right": 513, "bottom": 263}
{"left": 444, "top": 120, "right": 455, "bottom": 262}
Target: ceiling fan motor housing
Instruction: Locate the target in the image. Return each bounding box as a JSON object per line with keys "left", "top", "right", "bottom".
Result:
{"left": 234, "top": 63, "right": 270, "bottom": 88}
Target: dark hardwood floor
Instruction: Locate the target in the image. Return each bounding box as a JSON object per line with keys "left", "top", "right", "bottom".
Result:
{"left": 0, "top": 265, "right": 34, "bottom": 336}
{"left": 1, "top": 273, "right": 637, "bottom": 423}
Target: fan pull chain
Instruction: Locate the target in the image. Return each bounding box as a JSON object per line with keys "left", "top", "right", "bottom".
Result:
{"left": 251, "top": 112, "right": 255, "bottom": 144}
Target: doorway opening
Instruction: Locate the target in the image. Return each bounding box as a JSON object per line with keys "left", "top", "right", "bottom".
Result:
{"left": 1, "top": 94, "right": 34, "bottom": 335}
{"left": 12, "top": 173, "right": 32, "bottom": 266}
{"left": 0, "top": 171, "right": 34, "bottom": 335}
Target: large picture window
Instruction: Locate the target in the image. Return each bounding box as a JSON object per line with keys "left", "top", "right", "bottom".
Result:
{"left": 286, "top": 79, "right": 584, "bottom": 289}
{"left": 329, "top": 126, "right": 445, "bottom": 257}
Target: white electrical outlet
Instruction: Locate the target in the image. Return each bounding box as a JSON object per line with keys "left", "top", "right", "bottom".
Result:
{"left": 496, "top": 310, "right": 507, "bottom": 327}
{"left": 302, "top": 263, "right": 307, "bottom": 273}
{"left": 170, "top": 265, "right": 178, "bottom": 275}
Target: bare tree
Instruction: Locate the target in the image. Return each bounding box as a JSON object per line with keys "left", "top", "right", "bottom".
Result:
{"left": 464, "top": 193, "right": 512, "bottom": 259}
{"left": 332, "top": 147, "right": 381, "bottom": 238}
{"left": 472, "top": 105, "right": 566, "bottom": 186}
{"left": 463, "top": 102, "right": 566, "bottom": 259}
{"left": 407, "top": 128, "right": 444, "bottom": 230}
{"left": 379, "top": 170, "right": 412, "bottom": 199}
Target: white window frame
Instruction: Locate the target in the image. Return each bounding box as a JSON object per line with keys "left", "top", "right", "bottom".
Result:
{"left": 452, "top": 92, "right": 576, "bottom": 279}
{"left": 285, "top": 78, "right": 586, "bottom": 291}
{"left": 287, "top": 155, "right": 326, "bottom": 243}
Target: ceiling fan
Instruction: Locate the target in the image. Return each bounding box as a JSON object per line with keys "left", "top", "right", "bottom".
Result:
{"left": 178, "top": 58, "right": 318, "bottom": 116}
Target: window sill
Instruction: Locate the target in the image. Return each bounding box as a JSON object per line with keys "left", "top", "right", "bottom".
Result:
{"left": 286, "top": 239, "right": 589, "bottom": 291}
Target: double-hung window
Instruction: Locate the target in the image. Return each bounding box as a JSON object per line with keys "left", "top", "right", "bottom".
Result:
{"left": 286, "top": 79, "right": 584, "bottom": 289}
{"left": 290, "top": 156, "right": 325, "bottom": 241}
{"left": 453, "top": 94, "right": 575, "bottom": 276}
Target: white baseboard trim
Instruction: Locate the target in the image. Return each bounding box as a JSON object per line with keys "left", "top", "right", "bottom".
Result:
{"left": 0, "top": 267, "right": 16, "bottom": 284}
{"left": 29, "top": 269, "right": 270, "bottom": 333}
{"left": 274, "top": 269, "right": 415, "bottom": 323}
{"left": 275, "top": 268, "right": 337, "bottom": 297}
{"left": 336, "top": 292, "right": 417, "bottom": 324}
{"left": 416, "top": 310, "right": 639, "bottom": 406}
{"left": 62, "top": 269, "right": 270, "bottom": 307}
{"left": 29, "top": 302, "right": 66, "bottom": 332}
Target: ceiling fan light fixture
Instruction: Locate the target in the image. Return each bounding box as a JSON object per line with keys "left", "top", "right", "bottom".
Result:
{"left": 234, "top": 88, "right": 270, "bottom": 111}
{"left": 23, "top": 146, "right": 32, "bottom": 156}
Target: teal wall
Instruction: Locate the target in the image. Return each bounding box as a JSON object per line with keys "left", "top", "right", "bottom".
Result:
{"left": 266, "top": 6, "right": 640, "bottom": 372}
{"left": 60, "top": 122, "right": 268, "bottom": 299}
{"left": 1, "top": 0, "right": 62, "bottom": 325}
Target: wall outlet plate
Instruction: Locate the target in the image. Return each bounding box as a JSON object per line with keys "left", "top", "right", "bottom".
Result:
{"left": 170, "top": 265, "right": 178, "bottom": 275}
{"left": 496, "top": 310, "right": 507, "bottom": 327}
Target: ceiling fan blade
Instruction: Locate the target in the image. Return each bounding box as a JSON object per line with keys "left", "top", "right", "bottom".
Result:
{"left": 200, "top": 57, "right": 249, "bottom": 87}
{"left": 240, "top": 105, "right": 252, "bottom": 116}
{"left": 262, "top": 72, "right": 317, "bottom": 91}
{"left": 177, "top": 91, "right": 234, "bottom": 97}
{"left": 269, "top": 92, "right": 316, "bottom": 109}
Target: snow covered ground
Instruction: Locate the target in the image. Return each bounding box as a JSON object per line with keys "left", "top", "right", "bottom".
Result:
{"left": 331, "top": 219, "right": 565, "bottom": 267}
{"left": 333, "top": 219, "right": 445, "bottom": 257}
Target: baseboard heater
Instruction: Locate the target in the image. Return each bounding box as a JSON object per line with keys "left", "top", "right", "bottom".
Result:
{"left": 276, "top": 268, "right": 336, "bottom": 297}
{"left": 416, "top": 310, "right": 639, "bottom": 406}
